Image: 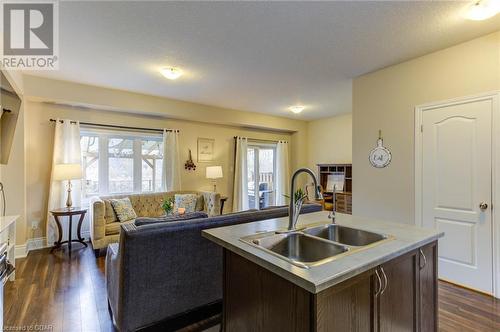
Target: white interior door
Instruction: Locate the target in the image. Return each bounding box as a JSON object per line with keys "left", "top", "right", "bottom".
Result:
{"left": 422, "top": 98, "right": 493, "bottom": 294}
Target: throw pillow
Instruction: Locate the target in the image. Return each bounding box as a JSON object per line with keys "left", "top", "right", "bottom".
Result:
{"left": 110, "top": 197, "right": 137, "bottom": 222}
{"left": 135, "top": 211, "right": 208, "bottom": 226}
{"left": 174, "top": 194, "right": 198, "bottom": 213}
{"left": 104, "top": 200, "right": 118, "bottom": 224}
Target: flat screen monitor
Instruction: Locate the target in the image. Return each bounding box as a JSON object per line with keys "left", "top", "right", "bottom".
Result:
{"left": 0, "top": 71, "right": 21, "bottom": 165}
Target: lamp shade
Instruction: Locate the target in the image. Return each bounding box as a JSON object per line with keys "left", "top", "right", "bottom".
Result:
{"left": 206, "top": 166, "right": 223, "bottom": 179}
{"left": 53, "top": 163, "right": 82, "bottom": 181}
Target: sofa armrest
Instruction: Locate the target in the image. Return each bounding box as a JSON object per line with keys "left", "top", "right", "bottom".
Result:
{"left": 201, "top": 191, "right": 221, "bottom": 216}
{"left": 105, "top": 243, "right": 121, "bottom": 321}
{"left": 89, "top": 196, "right": 106, "bottom": 244}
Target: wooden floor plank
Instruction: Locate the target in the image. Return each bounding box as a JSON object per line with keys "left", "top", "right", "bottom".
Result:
{"left": 4, "top": 245, "right": 500, "bottom": 331}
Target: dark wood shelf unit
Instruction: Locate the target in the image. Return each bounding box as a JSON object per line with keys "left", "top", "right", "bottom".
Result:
{"left": 317, "top": 163, "right": 352, "bottom": 214}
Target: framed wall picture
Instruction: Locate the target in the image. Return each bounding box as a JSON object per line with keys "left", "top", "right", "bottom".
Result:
{"left": 198, "top": 138, "right": 215, "bottom": 162}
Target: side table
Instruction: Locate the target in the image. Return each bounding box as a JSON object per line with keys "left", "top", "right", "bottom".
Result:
{"left": 50, "top": 207, "right": 88, "bottom": 256}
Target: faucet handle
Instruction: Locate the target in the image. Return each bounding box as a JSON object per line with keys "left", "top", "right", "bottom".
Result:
{"left": 316, "top": 185, "right": 324, "bottom": 200}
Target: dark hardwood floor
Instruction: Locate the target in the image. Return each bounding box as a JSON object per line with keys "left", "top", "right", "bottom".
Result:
{"left": 4, "top": 245, "right": 500, "bottom": 331}
{"left": 438, "top": 280, "right": 500, "bottom": 331}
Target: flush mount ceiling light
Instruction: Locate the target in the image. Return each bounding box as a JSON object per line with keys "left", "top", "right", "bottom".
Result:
{"left": 464, "top": 0, "right": 500, "bottom": 21}
{"left": 160, "top": 67, "right": 183, "bottom": 80}
{"left": 289, "top": 105, "right": 305, "bottom": 114}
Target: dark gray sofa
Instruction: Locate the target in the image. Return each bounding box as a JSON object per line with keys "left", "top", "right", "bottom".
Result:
{"left": 105, "top": 204, "right": 322, "bottom": 332}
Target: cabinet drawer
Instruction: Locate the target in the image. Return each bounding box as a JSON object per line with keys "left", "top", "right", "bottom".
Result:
{"left": 335, "top": 194, "right": 346, "bottom": 203}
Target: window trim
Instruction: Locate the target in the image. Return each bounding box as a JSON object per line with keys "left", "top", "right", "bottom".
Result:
{"left": 80, "top": 128, "right": 163, "bottom": 200}
{"left": 247, "top": 142, "right": 277, "bottom": 210}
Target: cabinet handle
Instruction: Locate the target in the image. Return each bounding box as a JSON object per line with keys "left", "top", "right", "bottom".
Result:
{"left": 380, "top": 267, "right": 388, "bottom": 295}
{"left": 375, "top": 268, "right": 382, "bottom": 297}
{"left": 419, "top": 249, "right": 427, "bottom": 270}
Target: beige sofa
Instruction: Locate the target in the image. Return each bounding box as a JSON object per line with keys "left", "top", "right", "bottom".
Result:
{"left": 89, "top": 191, "right": 221, "bottom": 255}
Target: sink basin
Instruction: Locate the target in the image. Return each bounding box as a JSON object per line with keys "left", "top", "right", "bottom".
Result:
{"left": 240, "top": 223, "right": 392, "bottom": 268}
{"left": 243, "top": 232, "right": 348, "bottom": 267}
{"left": 303, "top": 224, "right": 387, "bottom": 247}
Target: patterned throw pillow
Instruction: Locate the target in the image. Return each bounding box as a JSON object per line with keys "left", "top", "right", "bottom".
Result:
{"left": 174, "top": 194, "right": 198, "bottom": 213}
{"left": 104, "top": 200, "right": 118, "bottom": 224}
{"left": 110, "top": 198, "right": 137, "bottom": 222}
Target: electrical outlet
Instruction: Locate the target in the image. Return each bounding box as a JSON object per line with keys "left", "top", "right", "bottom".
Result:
{"left": 31, "top": 220, "right": 40, "bottom": 230}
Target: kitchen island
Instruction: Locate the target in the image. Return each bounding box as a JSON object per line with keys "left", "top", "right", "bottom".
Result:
{"left": 203, "top": 211, "right": 443, "bottom": 332}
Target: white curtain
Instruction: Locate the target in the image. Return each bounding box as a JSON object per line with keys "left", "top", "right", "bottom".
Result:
{"left": 162, "top": 130, "right": 181, "bottom": 191}
{"left": 232, "top": 137, "right": 249, "bottom": 212}
{"left": 47, "top": 119, "right": 82, "bottom": 245}
{"left": 275, "top": 140, "right": 290, "bottom": 206}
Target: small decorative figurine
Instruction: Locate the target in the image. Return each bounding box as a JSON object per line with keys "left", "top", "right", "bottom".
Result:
{"left": 185, "top": 149, "right": 197, "bottom": 171}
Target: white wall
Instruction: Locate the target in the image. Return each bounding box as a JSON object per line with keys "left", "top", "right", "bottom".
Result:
{"left": 308, "top": 113, "right": 352, "bottom": 172}
{"left": 353, "top": 31, "right": 500, "bottom": 224}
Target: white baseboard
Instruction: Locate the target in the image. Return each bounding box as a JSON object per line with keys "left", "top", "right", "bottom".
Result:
{"left": 28, "top": 237, "right": 48, "bottom": 251}
{"left": 14, "top": 244, "right": 27, "bottom": 259}
{"left": 14, "top": 230, "right": 91, "bottom": 259}
{"left": 14, "top": 237, "right": 48, "bottom": 259}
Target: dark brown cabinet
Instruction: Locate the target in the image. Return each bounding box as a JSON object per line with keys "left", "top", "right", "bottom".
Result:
{"left": 313, "top": 269, "right": 375, "bottom": 331}
{"left": 418, "top": 242, "right": 438, "bottom": 332}
{"left": 223, "top": 241, "right": 437, "bottom": 332}
{"left": 376, "top": 250, "right": 419, "bottom": 332}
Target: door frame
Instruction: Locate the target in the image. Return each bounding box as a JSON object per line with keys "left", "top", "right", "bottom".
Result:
{"left": 414, "top": 91, "right": 500, "bottom": 298}
{"left": 247, "top": 142, "right": 277, "bottom": 209}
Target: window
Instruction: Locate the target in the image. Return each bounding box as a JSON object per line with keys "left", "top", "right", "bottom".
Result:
{"left": 247, "top": 143, "right": 276, "bottom": 209}
{"left": 80, "top": 129, "right": 163, "bottom": 199}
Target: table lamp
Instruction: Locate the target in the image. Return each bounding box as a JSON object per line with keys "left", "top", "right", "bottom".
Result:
{"left": 206, "top": 166, "right": 223, "bottom": 192}
{"left": 53, "top": 163, "right": 82, "bottom": 208}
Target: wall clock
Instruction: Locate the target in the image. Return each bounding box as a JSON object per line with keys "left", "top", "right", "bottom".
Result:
{"left": 369, "top": 131, "right": 391, "bottom": 168}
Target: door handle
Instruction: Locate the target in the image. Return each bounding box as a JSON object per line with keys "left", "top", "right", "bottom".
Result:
{"left": 380, "top": 267, "right": 388, "bottom": 295}
{"left": 479, "top": 202, "right": 489, "bottom": 211}
{"left": 419, "top": 249, "right": 427, "bottom": 270}
{"left": 374, "top": 268, "right": 382, "bottom": 297}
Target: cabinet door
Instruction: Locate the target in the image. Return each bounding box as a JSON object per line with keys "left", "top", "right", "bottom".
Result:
{"left": 335, "top": 193, "right": 347, "bottom": 213}
{"left": 418, "top": 242, "right": 438, "bottom": 332}
{"left": 223, "top": 250, "right": 311, "bottom": 332}
{"left": 315, "top": 269, "right": 377, "bottom": 331}
{"left": 378, "top": 250, "right": 418, "bottom": 332}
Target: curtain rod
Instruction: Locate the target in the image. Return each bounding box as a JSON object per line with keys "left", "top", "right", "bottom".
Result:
{"left": 234, "top": 136, "right": 288, "bottom": 144}
{"left": 49, "top": 119, "right": 179, "bottom": 133}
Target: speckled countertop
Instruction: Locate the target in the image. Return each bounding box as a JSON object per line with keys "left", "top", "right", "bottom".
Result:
{"left": 202, "top": 211, "right": 443, "bottom": 293}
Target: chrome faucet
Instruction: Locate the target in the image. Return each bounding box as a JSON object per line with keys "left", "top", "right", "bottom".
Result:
{"left": 288, "top": 168, "right": 323, "bottom": 231}
{"left": 328, "top": 184, "right": 336, "bottom": 223}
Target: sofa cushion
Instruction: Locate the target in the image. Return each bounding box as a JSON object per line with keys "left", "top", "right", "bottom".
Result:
{"left": 130, "top": 194, "right": 165, "bottom": 217}
{"left": 110, "top": 198, "right": 137, "bottom": 222}
{"left": 135, "top": 211, "right": 209, "bottom": 226}
{"left": 105, "top": 219, "right": 135, "bottom": 235}
{"left": 174, "top": 194, "right": 198, "bottom": 213}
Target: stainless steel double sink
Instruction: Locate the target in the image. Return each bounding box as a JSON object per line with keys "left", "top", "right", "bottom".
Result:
{"left": 240, "top": 223, "right": 393, "bottom": 269}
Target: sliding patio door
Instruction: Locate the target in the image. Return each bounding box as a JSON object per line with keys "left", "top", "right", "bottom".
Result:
{"left": 247, "top": 144, "right": 276, "bottom": 209}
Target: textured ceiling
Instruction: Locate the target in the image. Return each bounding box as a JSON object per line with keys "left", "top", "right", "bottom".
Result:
{"left": 27, "top": 1, "right": 500, "bottom": 120}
